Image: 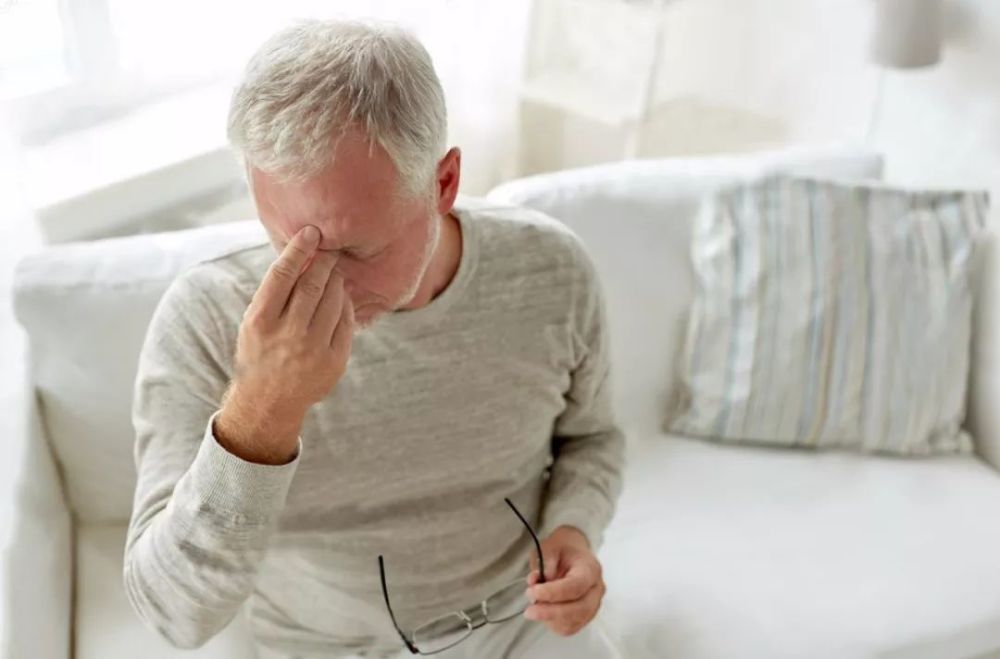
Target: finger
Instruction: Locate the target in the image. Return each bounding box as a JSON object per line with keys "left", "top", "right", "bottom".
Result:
{"left": 524, "top": 583, "right": 602, "bottom": 634}
{"left": 528, "top": 567, "right": 593, "bottom": 604}
{"left": 285, "top": 250, "right": 338, "bottom": 323}
{"left": 526, "top": 570, "right": 541, "bottom": 586}
{"left": 330, "top": 294, "right": 355, "bottom": 352}
{"left": 528, "top": 553, "right": 540, "bottom": 579}
{"left": 310, "top": 269, "right": 344, "bottom": 334}
{"left": 300, "top": 248, "right": 318, "bottom": 275}
{"left": 540, "top": 547, "right": 560, "bottom": 583}
{"left": 253, "top": 226, "right": 320, "bottom": 320}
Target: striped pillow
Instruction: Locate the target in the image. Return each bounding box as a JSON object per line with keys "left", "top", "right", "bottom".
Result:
{"left": 667, "top": 175, "right": 990, "bottom": 455}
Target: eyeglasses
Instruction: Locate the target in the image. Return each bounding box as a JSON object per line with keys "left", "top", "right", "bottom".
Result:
{"left": 378, "top": 497, "right": 547, "bottom": 655}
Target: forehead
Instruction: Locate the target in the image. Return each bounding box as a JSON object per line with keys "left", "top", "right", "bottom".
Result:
{"left": 250, "top": 131, "right": 403, "bottom": 248}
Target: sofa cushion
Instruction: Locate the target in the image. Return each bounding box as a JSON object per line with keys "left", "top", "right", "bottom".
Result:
{"left": 12, "top": 221, "right": 267, "bottom": 523}
{"left": 486, "top": 146, "right": 884, "bottom": 440}
{"left": 669, "top": 176, "right": 989, "bottom": 454}
{"left": 599, "top": 435, "right": 1000, "bottom": 658}
{"left": 76, "top": 523, "right": 255, "bottom": 659}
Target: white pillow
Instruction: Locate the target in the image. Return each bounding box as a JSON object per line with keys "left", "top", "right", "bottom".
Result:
{"left": 667, "top": 175, "right": 990, "bottom": 455}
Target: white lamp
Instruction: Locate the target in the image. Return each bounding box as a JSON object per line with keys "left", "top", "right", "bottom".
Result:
{"left": 871, "top": 0, "right": 943, "bottom": 69}
{"left": 866, "top": 0, "right": 944, "bottom": 141}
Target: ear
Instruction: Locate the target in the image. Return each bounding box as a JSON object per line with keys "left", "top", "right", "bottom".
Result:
{"left": 435, "top": 147, "right": 461, "bottom": 217}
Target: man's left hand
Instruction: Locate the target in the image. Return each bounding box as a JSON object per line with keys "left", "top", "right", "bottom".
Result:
{"left": 523, "top": 525, "right": 606, "bottom": 637}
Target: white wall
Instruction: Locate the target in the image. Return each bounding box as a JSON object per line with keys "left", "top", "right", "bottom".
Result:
{"left": 523, "top": 0, "right": 1000, "bottom": 198}
{"left": 869, "top": 0, "right": 1000, "bottom": 190}
{"left": 657, "top": 0, "right": 1000, "bottom": 194}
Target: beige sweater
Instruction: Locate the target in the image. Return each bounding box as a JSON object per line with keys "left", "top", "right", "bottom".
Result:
{"left": 124, "top": 197, "right": 625, "bottom": 657}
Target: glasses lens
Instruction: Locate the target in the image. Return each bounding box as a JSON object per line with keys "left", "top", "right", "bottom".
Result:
{"left": 412, "top": 613, "right": 474, "bottom": 654}
{"left": 483, "top": 578, "right": 532, "bottom": 623}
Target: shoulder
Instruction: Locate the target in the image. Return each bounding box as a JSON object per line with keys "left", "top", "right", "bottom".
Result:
{"left": 152, "top": 239, "right": 274, "bottom": 344}
{"left": 167, "top": 239, "right": 272, "bottom": 304}
{"left": 459, "top": 197, "right": 599, "bottom": 289}
{"left": 179, "top": 240, "right": 272, "bottom": 298}
{"left": 458, "top": 198, "right": 606, "bottom": 353}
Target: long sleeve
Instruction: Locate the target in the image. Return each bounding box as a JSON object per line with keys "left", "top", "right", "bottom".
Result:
{"left": 539, "top": 242, "right": 626, "bottom": 550}
{"left": 123, "top": 270, "right": 301, "bottom": 649}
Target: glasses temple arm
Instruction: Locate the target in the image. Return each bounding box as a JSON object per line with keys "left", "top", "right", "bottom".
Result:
{"left": 504, "top": 497, "right": 546, "bottom": 584}
{"left": 378, "top": 555, "right": 420, "bottom": 654}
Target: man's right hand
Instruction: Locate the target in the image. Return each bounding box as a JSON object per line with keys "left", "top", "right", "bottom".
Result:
{"left": 214, "top": 225, "right": 355, "bottom": 465}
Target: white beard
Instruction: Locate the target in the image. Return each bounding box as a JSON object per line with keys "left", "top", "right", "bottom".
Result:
{"left": 354, "top": 209, "right": 443, "bottom": 333}
{"left": 396, "top": 209, "right": 443, "bottom": 309}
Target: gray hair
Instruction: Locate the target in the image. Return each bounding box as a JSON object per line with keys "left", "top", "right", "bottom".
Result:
{"left": 227, "top": 19, "right": 448, "bottom": 196}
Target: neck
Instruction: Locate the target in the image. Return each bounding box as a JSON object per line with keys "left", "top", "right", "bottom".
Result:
{"left": 402, "top": 211, "right": 462, "bottom": 310}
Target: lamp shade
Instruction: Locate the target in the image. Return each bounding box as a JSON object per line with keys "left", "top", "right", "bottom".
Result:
{"left": 871, "top": 0, "right": 943, "bottom": 69}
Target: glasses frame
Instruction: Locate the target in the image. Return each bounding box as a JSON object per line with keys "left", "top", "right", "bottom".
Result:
{"left": 378, "top": 497, "right": 547, "bottom": 655}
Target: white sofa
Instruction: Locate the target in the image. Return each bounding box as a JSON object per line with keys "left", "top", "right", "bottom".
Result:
{"left": 6, "top": 146, "right": 1000, "bottom": 659}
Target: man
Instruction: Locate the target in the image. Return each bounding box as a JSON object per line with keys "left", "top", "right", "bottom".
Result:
{"left": 124, "top": 19, "right": 625, "bottom": 659}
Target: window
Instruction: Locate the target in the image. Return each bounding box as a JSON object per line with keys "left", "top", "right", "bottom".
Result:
{"left": 0, "top": 0, "right": 461, "bottom": 144}
{"left": 0, "top": 0, "right": 69, "bottom": 100}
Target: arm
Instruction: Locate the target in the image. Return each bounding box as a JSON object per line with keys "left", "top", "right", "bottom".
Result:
{"left": 123, "top": 274, "right": 300, "bottom": 649}
{"left": 539, "top": 243, "right": 626, "bottom": 551}
{"left": 124, "top": 225, "right": 353, "bottom": 649}
{"left": 525, "top": 241, "right": 625, "bottom": 637}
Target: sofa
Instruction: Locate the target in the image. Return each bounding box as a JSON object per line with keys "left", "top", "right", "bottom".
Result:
{"left": 6, "top": 146, "right": 1000, "bottom": 659}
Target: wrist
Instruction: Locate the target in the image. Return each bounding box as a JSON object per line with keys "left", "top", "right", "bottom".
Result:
{"left": 225, "top": 379, "right": 308, "bottom": 425}
{"left": 551, "top": 525, "right": 591, "bottom": 550}
{"left": 214, "top": 383, "right": 305, "bottom": 465}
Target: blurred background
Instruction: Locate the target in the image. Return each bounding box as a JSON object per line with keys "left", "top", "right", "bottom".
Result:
{"left": 3, "top": 0, "right": 998, "bottom": 243}
{"left": 1, "top": 0, "right": 999, "bottom": 537}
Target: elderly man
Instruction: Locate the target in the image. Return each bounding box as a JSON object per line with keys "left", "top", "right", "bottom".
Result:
{"left": 124, "top": 18, "right": 624, "bottom": 659}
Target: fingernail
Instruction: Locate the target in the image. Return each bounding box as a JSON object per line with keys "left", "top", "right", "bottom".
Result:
{"left": 524, "top": 608, "right": 538, "bottom": 621}
{"left": 303, "top": 225, "right": 319, "bottom": 245}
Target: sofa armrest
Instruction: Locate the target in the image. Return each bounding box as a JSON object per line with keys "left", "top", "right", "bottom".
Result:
{"left": 1, "top": 364, "right": 73, "bottom": 659}
{"left": 968, "top": 223, "right": 1000, "bottom": 472}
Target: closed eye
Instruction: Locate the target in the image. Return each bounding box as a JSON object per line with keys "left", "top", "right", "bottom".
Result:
{"left": 350, "top": 245, "right": 386, "bottom": 261}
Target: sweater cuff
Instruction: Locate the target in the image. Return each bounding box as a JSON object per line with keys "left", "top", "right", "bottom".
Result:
{"left": 172, "top": 410, "right": 302, "bottom": 525}
{"left": 539, "top": 504, "right": 607, "bottom": 552}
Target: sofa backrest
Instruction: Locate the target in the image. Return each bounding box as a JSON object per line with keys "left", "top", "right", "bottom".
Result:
{"left": 13, "top": 222, "right": 268, "bottom": 523}
{"left": 486, "top": 146, "right": 886, "bottom": 440}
